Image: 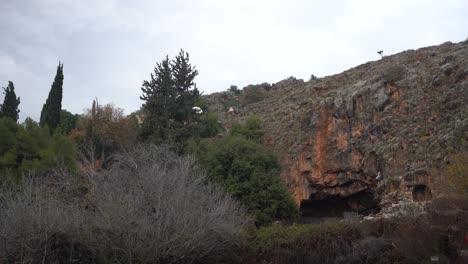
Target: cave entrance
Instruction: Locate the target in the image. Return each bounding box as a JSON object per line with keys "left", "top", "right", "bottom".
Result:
{"left": 299, "top": 191, "right": 379, "bottom": 223}
{"left": 412, "top": 185, "right": 432, "bottom": 202}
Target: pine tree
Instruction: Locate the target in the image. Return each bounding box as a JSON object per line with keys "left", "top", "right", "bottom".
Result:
{"left": 140, "top": 51, "right": 201, "bottom": 149}
{"left": 172, "top": 49, "right": 200, "bottom": 123}
{"left": 40, "top": 62, "right": 64, "bottom": 132}
{"left": 140, "top": 56, "right": 175, "bottom": 142}
{"left": 0, "top": 81, "right": 21, "bottom": 122}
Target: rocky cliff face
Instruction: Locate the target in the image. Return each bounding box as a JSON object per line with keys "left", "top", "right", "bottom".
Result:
{"left": 206, "top": 41, "right": 468, "bottom": 212}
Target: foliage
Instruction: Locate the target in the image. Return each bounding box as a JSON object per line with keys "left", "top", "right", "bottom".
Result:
{"left": 439, "top": 152, "right": 468, "bottom": 197}
{"left": 0, "top": 81, "right": 20, "bottom": 122}
{"left": 239, "top": 85, "right": 267, "bottom": 106}
{"left": 40, "top": 62, "right": 64, "bottom": 132}
{"left": 248, "top": 222, "right": 361, "bottom": 264}
{"left": 383, "top": 65, "right": 405, "bottom": 84}
{"left": 309, "top": 74, "right": 318, "bottom": 81}
{"left": 192, "top": 112, "right": 222, "bottom": 139}
{"left": 0, "top": 117, "right": 76, "bottom": 181}
{"left": 140, "top": 50, "right": 201, "bottom": 151}
{"left": 71, "top": 100, "right": 137, "bottom": 167}
{"left": 0, "top": 145, "right": 250, "bottom": 264}
{"left": 230, "top": 114, "right": 264, "bottom": 144}
{"left": 229, "top": 85, "right": 241, "bottom": 95}
{"left": 193, "top": 135, "right": 298, "bottom": 225}
{"left": 246, "top": 216, "right": 450, "bottom": 264}
{"left": 58, "top": 109, "right": 79, "bottom": 135}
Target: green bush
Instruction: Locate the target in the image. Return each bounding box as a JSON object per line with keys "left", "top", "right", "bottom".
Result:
{"left": 383, "top": 65, "right": 405, "bottom": 84}
{"left": 249, "top": 222, "right": 361, "bottom": 263}
{"left": 229, "top": 85, "right": 241, "bottom": 95}
{"left": 192, "top": 112, "right": 222, "bottom": 138}
{"left": 230, "top": 114, "right": 264, "bottom": 144}
{"left": 194, "top": 135, "right": 298, "bottom": 225}
{"left": 240, "top": 86, "right": 267, "bottom": 106}
{"left": 58, "top": 109, "right": 79, "bottom": 135}
{"left": 0, "top": 117, "right": 76, "bottom": 181}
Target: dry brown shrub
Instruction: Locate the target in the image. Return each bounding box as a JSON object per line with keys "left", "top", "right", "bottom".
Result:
{"left": 0, "top": 145, "right": 251, "bottom": 264}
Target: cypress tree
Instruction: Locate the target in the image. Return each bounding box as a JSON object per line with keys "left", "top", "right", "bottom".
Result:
{"left": 0, "top": 81, "right": 21, "bottom": 122}
{"left": 40, "top": 62, "right": 64, "bottom": 132}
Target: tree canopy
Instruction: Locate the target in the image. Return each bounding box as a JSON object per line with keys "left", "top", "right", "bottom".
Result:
{"left": 40, "top": 62, "right": 64, "bottom": 132}
{"left": 140, "top": 50, "right": 201, "bottom": 151}
{"left": 58, "top": 109, "right": 79, "bottom": 135}
{"left": 0, "top": 81, "right": 20, "bottom": 122}
{"left": 190, "top": 115, "right": 298, "bottom": 225}
{"left": 0, "top": 117, "right": 76, "bottom": 182}
{"left": 71, "top": 100, "right": 138, "bottom": 168}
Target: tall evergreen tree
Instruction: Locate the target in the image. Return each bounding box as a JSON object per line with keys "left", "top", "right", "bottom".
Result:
{"left": 0, "top": 81, "right": 21, "bottom": 122}
{"left": 172, "top": 49, "right": 200, "bottom": 122}
{"left": 40, "top": 62, "right": 64, "bottom": 132}
{"left": 140, "top": 56, "right": 175, "bottom": 142}
{"left": 140, "top": 50, "right": 201, "bottom": 149}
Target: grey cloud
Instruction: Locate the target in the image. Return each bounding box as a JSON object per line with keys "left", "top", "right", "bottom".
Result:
{"left": 0, "top": 0, "right": 467, "bottom": 121}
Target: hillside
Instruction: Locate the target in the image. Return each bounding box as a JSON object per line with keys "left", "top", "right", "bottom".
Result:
{"left": 205, "top": 40, "right": 468, "bottom": 215}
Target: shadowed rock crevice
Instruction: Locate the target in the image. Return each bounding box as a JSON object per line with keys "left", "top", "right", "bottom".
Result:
{"left": 300, "top": 190, "right": 379, "bottom": 219}
{"left": 412, "top": 184, "right": 432, "bottom": 202}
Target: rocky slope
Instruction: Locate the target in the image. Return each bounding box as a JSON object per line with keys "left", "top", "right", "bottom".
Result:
{"left": 206, "top": 40, "right": 468, "bottom": 213}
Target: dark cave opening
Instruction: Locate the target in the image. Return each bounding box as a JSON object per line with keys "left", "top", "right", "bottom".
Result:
{"left": 412, "top": 184, "right": 432, "bottom": 202}
{"left": 299, "top": 191, "right": 379, "bottom": 221}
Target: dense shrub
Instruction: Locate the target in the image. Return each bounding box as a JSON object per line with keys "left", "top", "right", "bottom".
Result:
{"left": 389, "top": 216, "right": 439, "bottom": 263}
{"left": 0, "top": 178, "right": 92, "bottom": 263}
{"left": 383, "top": 65, "right": 405, "bottom": 84}
{"left": 191, "top": 114, "right": 298, "bottom": 225}
{"left": 0, "top": 145, "right": 250, "bottom": 264}
{"left": 194, "top": 135, "right": 298, "bottom": 225}
{"left": 0, "top": 117, "right": 76, "bottom": 182}
{"left": 58, "top": 109, "right": 79, "bottom": 135}
{"left": 229, "top": 85, "right": 241, "bottom": 95}
{"left": 248, "top": 222, "right": 361, "bottom": 264}
{"left": 245, "top": 215, "right": 457, "bottom": 264}
{"left": 239, "top": 85, "right": 267, "bottom": 106}
{"left": 192, "top": 112, "right": 222, "bottom": 139}
{"left": 434, "top": 152, "right": 468, "bottom": 197}
{"left": 230, "top": 114, "right": 264, "bottom": 144}
{"left": 71, "top": 100, "right": 138, "bottom": 168}
{"left": 336, "top": 236, "right": 403, "bottom": 264}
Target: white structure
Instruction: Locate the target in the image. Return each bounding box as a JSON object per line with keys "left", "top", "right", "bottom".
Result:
{"left": 192, "top": 106, "right": 203, "bottom": 114}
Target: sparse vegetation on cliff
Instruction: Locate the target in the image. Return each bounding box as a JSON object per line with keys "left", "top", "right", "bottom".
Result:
{"left": 382, "top": 65, "right": 405, "bottom": 84}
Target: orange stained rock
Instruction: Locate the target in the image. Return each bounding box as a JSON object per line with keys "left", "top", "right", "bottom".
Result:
{"left": 372, "top": 112, "right": 381, "bottom": 123}
{"left": 323, "top": 172, "right": 338, "bottom": 185}
{"left": 298, "top": 151, "right": 313, "bottom": 173}
{"left": 336, "top": 131, "right": 349, "bottom": 150}
{"left": 352, "top": 121, "right": 364, "bottom": 137}
{"left": 312, "top": 107, "right": 330, "bottom": 185}
{"left": 389, "top": 85, "right": 400, "bottom": 100}
{"left": 352, "top": 151, "right": 362, "bottom": 169}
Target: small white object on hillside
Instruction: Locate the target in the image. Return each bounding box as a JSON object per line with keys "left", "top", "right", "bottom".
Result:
{"left": 376, "top": 172, "right": 382, "bottom": 180}
{"left": 192, "top": 106, "right": 203, "bottom": 114}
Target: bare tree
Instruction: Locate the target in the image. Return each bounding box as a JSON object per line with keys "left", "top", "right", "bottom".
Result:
{"left": 0, "top": 145, "right": 251, "bottom": 264}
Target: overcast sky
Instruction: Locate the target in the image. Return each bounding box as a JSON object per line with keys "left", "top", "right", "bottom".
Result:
{"left": 1, "top": 0, "right": 467, "bottom": 121}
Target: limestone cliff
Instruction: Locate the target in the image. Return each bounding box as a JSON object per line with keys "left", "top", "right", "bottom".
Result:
{"left": 206, "top": 41, "right": 468, "bottom": 211}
